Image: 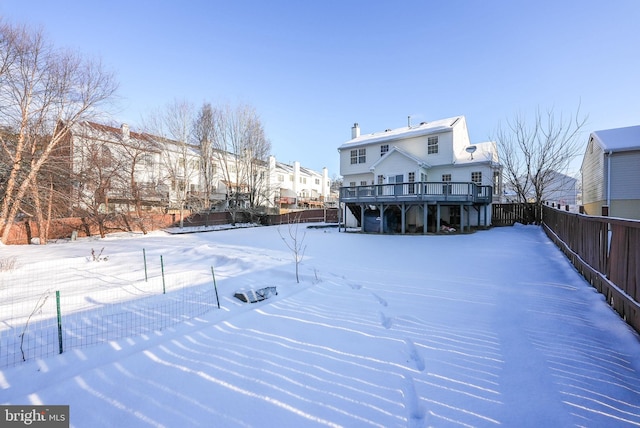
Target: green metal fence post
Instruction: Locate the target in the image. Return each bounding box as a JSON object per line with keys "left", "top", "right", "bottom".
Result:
{"left": 211, "top": 266, "right": 220, "bottom": 309}
{"left": 161, "top": 255, "right": 166, "bottom": 294}
{"left": 56, "top": 291, "right": 63, "bottom": 354}
{"left": 143, "top": 248, "right": 148, "bottom": 282}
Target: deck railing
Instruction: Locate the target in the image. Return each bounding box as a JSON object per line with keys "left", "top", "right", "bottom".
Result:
{"left": 340, "top": 182, "right": 493, "bottom": 204}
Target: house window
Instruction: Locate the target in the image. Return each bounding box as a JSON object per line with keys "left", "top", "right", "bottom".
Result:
{"left": 278, "top": 174, "right": 284, "bottom": 182}
{"left": 349, "top": 181, "right": 356, "bottom": 187}
{"left": 381, "top": 144, "right": 389, "bottom": 157}
{"left": 377, "top": 175, "right": 384, "bottom": 184}
{"left": 471, "top": 171, "right": 482, "bottom": 184}
{"left": 289, "top": 174, "right": 294, "bottom": 181}
{"left": 408, "top": 172, "right": 415, "bottom": 194}
{"left": 359, "top": 148, "right": 366, "bottom": 163}
{"left": 360, "top": 180, "right": 367, "bottom": 186}
{"left": 421, "top": 172, "right": 427, "bottom": 182}
{"left": 493, "top": 171, "right": 500, "bottom": 195}
{"left": 315, "top": 178, "right": 320, "bottom": 185}
{"left": 427, "top": 136, "right": 439, "bottom": 154}
{"left": 143, "top": 154, "right": 154, "bottom": 168}
{"left": 442, "top": 174, "right": 451, "bottom": 182}
{"left": 351, "top": 148, "right": 366, "bottom": 164}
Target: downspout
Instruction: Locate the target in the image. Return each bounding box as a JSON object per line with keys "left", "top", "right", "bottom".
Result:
{"left": 606, "top": 151, "right": 612, "bottom": 208}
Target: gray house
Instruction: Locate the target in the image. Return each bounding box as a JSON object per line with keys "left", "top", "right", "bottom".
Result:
{"left": 581, "top": 125, "right": 640, "bottom": 220}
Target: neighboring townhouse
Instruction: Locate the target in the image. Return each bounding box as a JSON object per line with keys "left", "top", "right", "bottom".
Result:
{"left": 503, "top": 170, "right": 578, "bottom": 207}
{"left": 540, "top": 170, "right": 578, "bottom": 207}
{"left": 338, "top": 116, "right": 502, "bottom": 233}
{"left": 581, "top": 125, "right": 640, "bottom": 220}
{"left": 267, "top": 156, "right": 332, "bottom": 213}
{"left": 60, "top": 121, "right": 166, "bottom": 214}
{"left": 59, "top": 121, "right": 334, "bottom": 216}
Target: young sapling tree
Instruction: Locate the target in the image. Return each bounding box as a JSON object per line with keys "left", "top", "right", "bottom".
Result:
{"left": 278, "top": 215, "right": 306, "bottom": 283}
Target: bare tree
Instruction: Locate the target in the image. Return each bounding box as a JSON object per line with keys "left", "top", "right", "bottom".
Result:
{"left": 494, "top": 106, "right": 587, "bottom": 217}
{"left": 115, "top": 127, "right": 161, "bottom": 234}
{"left": 244, "top": 113, "right": 271, "bottom": 212}
{"left": 0, "top": 22, "right": 117, "bottom": 244}
{"left": 143, "top": 99, "right": 198, "bottom": 228}
{"left": 278, "top": 214, "right": 306, "bottom": 283}
{"left": 193, "top": 102, "right": 217, "bottom": 211}
{"left": 210, "top": 103, "right": 271, "bottom": 223}
{"left": 74, "top": 138, "right": 125, "bottom": 238}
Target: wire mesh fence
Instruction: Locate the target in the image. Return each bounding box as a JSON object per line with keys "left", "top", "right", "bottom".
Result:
{"left": 0, "top": 250, "right": 219, "bottom": 368}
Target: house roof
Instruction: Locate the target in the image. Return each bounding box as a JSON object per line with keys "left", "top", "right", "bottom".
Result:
{"left": 275, "top": 162, "right": 322, "bottom": 178}
{"left": 338, "top": 116, "right": 463, "bottom": 150}
{"left": 454, "top": 141, "right": 499, "bottom": 165}
{"left": 592, "top": 125, "right": 640, "bottom": 153}
{"left": 368, "top": 146, "right": 431, "bottom": 171}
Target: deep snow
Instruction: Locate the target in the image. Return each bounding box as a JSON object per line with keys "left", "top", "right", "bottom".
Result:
{"left": 1, "top": 224, "right": 640, "bottom": 427}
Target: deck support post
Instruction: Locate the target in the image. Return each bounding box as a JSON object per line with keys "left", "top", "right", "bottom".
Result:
{"left": 423, "top": 203, "right": 428, "bottom": 234}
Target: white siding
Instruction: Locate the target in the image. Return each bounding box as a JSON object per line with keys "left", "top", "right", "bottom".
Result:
{"left": 610, "top": 151, "right": 640, "bottom": 199}
{"left": 388, "top": 132, "right": 453, "bottom": 166}
{"left": 372, "top": 151, "right": 419, "bottom": 181}
{"left": 581, "top": 138, "right": 606, "bottom": 206}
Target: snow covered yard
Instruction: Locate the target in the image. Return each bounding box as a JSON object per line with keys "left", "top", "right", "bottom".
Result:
{"left": 1, "top": 224, "right": 639, "bottom": 427}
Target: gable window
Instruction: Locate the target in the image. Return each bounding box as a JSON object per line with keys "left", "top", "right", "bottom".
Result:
{"left": 427, "top": 136, "right": 439, "bottom": 154}
{"left": 380, "top": 144, "right": 389, "bottom": 157}
{"left": 471, "top": 171, "right": 482, "bottom": 184}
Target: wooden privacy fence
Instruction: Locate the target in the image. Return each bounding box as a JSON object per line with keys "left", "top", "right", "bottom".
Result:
{"left": 542, "top": 205, "right": 640, "bottom": 334}
{"left": 492, "top": 203, "right": 542, "bottom": 226}
{"left": 260, "top": 208, "right": 338, "bottom": 226}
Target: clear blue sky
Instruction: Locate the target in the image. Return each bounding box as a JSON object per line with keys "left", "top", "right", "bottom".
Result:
{"left": 2, "top": 1, "right": 639, "bottom": 177}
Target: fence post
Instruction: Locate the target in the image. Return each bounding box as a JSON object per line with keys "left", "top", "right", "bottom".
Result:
{"left": 143, "top": 248, "right": 148, "bottom": 282}
{"left": 160, "top": 255, "right": 166, "bottom": 294}
{"left": 211, "top": 266, "right": 220, "bottom": 309}
{"left": 56, "top": 291, "right": 63, "bottom": 354}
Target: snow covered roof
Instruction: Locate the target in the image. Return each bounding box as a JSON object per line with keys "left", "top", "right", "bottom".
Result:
{"left": 454, "top": 141, "right": 499, "bottom": 165}
{"left": 338, "top": 116, "right": 463, "bottom": 150}
{"left": 592, "top": 125, "right": 640, "bottom": 152}
{"left": 275, "top": 161, "right": 323, "bottom": 178}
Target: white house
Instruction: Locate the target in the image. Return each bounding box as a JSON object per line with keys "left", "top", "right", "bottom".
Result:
{"left": 338, "top": 116, "right": 502, "bottom": 233}
{"left": 581, "top": 125, "right": 640, "bottom": 220}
